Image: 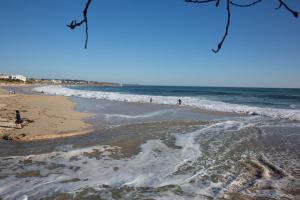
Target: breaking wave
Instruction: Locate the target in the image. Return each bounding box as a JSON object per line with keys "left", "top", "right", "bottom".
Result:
{"left": 33, "top": 85, "right": 300, "bottom": 121}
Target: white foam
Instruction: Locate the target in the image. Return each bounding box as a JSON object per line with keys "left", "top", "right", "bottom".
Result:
{"left": 1, "top": 119, "right": 246, "bottom": 199}
{"left": 0, "top": 117, "right": 296, "bottom": 199}
{"left": 33, "top": 85, "right": 300, "bottom": 121}
{"left": 105, "top": 109, "right": 174, "bottom": 119}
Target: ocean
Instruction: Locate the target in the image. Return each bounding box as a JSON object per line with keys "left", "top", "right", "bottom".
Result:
{"left": 38, "top": 85, "right": 300, "bottom": 120}
{"left": 1, "top": 85, "right": 299, "bottom": 199}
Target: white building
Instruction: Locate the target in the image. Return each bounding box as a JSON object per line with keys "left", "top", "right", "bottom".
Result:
{"left": 0, "top": 74, "right": 9, "bottom": 79}
{"left": 52, "top": 79, "right": 62, "bottom": 84}
{"left": 9, "top": 75, "right": 27, "bottom": 82}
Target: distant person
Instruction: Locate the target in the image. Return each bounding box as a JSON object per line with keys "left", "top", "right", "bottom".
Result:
{"left": 150, "top": 98, "right": 153, "bottom": 103}
{"left": 15, "top": 110, "right": 23, "bottom": 128}
{"left": 178, "top": 99, "right": 182, "bottom": 105}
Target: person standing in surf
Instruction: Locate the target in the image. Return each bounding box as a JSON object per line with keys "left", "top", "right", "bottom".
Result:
{"left": 178, "top": 99, "right": 182, "bottom": 105}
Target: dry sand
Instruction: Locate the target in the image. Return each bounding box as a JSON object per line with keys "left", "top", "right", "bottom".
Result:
{"left": 0, "top": 87, "right": 93, "bottom": 141}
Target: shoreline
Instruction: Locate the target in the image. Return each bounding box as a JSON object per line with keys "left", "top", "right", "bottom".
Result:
{"left": 0, "top": 87, "right": 94, "bottom": 141}
{"left": 0, "top": 84, "right": 241, "bottom": 143}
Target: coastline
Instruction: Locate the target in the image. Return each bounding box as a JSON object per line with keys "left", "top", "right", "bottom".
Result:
{"left": 0, "top": 85, "right": 299, "bottom": 199}
{"left": 0, "top": 87, "right": 94, "bottom": 141}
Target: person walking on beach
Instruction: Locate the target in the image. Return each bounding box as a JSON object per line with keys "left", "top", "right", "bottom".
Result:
{"left": 15, "top": 110, "right": 23, "bottom": 129}
{"left": 150, "top": 98, "right": 153, "bottom": 103}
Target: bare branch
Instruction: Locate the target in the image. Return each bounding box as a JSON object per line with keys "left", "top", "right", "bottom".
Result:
{"left": 67, "top": 0, "right": 92, "bottom": 49}
{"left": 230, "top": 0, "right": 263, "bottom": 8}
{"left": 276, "top": 0, "right": 298, "bottom": 18}
{"left": 68, "top": 0, "right": 299, "bottom": 52}
{"left": 185, "top": 0, "right": 299, "bottom": 53}
{"left": 212, "top": 0, "right": 231, "bottom": 53}
{"left": 184, "top": 0, "right": 217, "bottom": 4}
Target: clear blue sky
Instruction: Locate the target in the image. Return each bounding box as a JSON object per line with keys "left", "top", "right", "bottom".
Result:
{"left": 0, "top": 0, "right": 299, "bottom": 88}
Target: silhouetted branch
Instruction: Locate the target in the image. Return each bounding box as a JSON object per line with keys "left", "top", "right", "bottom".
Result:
{"left": 276, "top": 0, "right": 298, "bottom": 18}
{"left": 212, "top": 0, "right": 230, "bottom": 53}
{"left": 230, "top": 0, "right": 263, "bottom": 7}
{"left": 185, "top": 0, "right": 299, "bottom": 53}
{"left": 68, "top": 0, "right": 299, "bottom": 52}
{"left": 67, "top": 0, "right": 92, "bottom": 49}
{"left": 185, "top": 0, "right": 217, "bottom": 4}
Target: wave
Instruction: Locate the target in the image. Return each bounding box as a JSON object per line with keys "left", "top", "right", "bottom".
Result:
{"left": 1, "top": 117, "right": 296, "bottom": 199}
{"left": 105, "top": 109, "right": 174, "bottom": 119}
{"left": 0, "top": 119, "right": 254, "bottom": 199}
{"left": 32, "top": 85, "right": 300, "bottom": 121}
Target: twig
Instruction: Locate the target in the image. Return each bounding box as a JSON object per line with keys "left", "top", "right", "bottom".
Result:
{"left": 67, "top": 0, "right": 92, "bottom": 49}
{"left": 68, "top": 0, "right": 299, "bottom": 52}
{"left": 230, "top": 0, "right": 263, "bottom": 7}
{"left": 185, "top": 0, "right": 299, "bottom": 53}
{"left": 185, "top": 0, "right": 217, "bottom": 4}
{"left": 212, "top": 0, "right": 230, "bottom": 53}
{"left": 276, "top": 0, "right": 298, "bottom": 18}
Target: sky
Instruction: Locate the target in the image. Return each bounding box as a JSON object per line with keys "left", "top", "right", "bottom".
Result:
{"left": 0, "top": 0, "right": 300, "bottom": 88}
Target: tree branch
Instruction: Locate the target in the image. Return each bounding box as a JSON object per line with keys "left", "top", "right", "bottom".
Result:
{"left": 68, "top": 0, "right": 299, "bottom": 52}
{"left": 276, "top": 0, "right": 298, "bottom": 18}
{"left": 230, "top": 0, "right": 263, "bottom": 8}
{"left": 212, "top": 0, "right": 231, "bottom": 53}
{"left": 185, "top": 0, "right": 299, "bottom": 53}
{"left": 184, "top": 0, "right": 217, "bottom": 4}
{"left": 67, "top": 0, "right": 92, "bottom": 49}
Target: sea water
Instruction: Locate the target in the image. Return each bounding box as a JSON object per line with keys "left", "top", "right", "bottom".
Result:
{"left": 34, "top": 85, "right": 300, "bottom": 121}
{"left": 0, "top": 85, "right": 299, "bottom": 199}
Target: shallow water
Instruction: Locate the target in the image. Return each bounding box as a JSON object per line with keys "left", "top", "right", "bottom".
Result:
{"left": 33, "top": 85, "right": 300, "bottom": 121}
{"left": 1, "top": 116, "right": 299, "bottom": 199}
{"left": 0, "top": 86, "right": 300, "bottom": 199}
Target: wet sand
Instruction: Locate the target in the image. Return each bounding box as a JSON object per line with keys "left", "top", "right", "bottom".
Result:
{"left": 0, "top": 87, "right": 93, "bottom": 141}
{"left": 1, "top": 116, "right": 299, "bottom": 199}
{"left": 0, "top": 87, "right": 299, "bottom": 199}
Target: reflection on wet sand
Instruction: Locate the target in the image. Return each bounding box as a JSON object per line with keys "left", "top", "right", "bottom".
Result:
{"left": 0, "top": 95, "right": 299, "bottom": 200}
{"left": 106, "top": 120, "right": 209, "bottom": 156}
{"left": 0, "top": 117, "right": 299, "bottom": 199}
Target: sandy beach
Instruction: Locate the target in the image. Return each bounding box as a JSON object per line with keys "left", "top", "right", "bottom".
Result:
{"left": 0, "top": 87, "right": 93, "bottom": 141}
{"left": 0, "top": 85, "right": 299, "bottom": 199}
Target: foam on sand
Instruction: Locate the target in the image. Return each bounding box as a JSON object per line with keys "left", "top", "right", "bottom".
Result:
{"left": 0, "top": 120, "right": 246, "bottom": 199}
{"left": 1, "top": 116, "right": 298, "bottom": 199}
